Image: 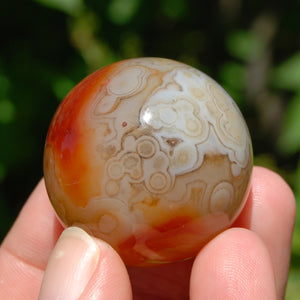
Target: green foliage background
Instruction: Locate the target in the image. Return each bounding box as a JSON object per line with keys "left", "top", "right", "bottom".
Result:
{"left": 0, "top": 0, "right": 299, "bottom": 297}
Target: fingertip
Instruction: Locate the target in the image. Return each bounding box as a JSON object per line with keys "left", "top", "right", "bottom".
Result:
{"left": 236, "top": 166, "right": 296, "bottom": 228}
{"left": 234, "top": 166, "right": 296, "bottom": 297}
{"left": 39, "top": 227, "right": 132, "bottom": 300}
{"left": 39, "top": 227, "right": 100, "bottom": 300}
{"left": 252, "top": 166, "right": 296, "bottom": 223}
{"left": 82, "top": 235, "right": 132, "bottom": 300}
{"left": 190, "top": 228, "right": 277, "bottom": 300}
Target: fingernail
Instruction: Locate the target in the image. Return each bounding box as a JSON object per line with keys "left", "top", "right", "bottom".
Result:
{"left": 39, "top": 227, "right": 100, "bottom": 300}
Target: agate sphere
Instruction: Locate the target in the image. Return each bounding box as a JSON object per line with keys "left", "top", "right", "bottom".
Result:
{"left": 44, "top": 57, "right": 252, "bottom": 266}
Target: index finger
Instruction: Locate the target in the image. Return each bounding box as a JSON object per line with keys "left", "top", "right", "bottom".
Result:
{"left": 0, "top": 179, "right": 64, "bottom": 299}
{"left": 233, "top": 166, "right": 296, "bottom": 297}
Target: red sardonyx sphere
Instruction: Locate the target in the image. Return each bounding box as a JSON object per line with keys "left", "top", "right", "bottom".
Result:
{"left": 44, "top": 58, "right": 252, "bottom": 266}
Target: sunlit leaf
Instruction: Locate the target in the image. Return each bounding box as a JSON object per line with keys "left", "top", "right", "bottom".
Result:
{"left": 226, "top": 30, "right": 264, "bottom": 62}
{"left": 107, "top": 0, "right": 140, "bottom": 25}
{"left": 70, "top": 12, "right": 118, "bottom": 70}
{"left": 53, "top": 76, "right": 75, "bottom": 101}
{"left": 277, "top": 93, "right": 300, "bottom": 155}
{"left": 291, "top": 191, "right": 300, "bottom": 255}
{"left": 271, "top": 52, "right": 300, "bottom": 91}
{"left": 219, "top": 62, "right": 246, "bottom": 106}
{"left": 286, "top": 269, "right": 300, "bottom": 300}
{"left": 219, "top": 61, "right": 246, "bottom": 90}
{"left": 34, "top": 0, "right": 84, "bottom": 15}
{"left": 0, "top": 99, "right": 15, "bottom": 124}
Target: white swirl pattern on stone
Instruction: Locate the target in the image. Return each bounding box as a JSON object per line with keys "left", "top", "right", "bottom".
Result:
{"left": 54, "top": 58, "right": 252, "bottom": 243}
{"left": 89, "top": 59, "right": 251, "bottom": 215}
{"left": 94, "top": 65, "right": 149, "bottom": 115}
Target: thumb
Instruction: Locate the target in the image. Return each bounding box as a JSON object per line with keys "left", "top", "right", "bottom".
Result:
{"left": 39, "top": 227, "right": 132, "bottom": 300}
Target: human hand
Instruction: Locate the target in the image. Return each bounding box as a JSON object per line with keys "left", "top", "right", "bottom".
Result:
{"left": 0, "top": 166, "right": 295, "bottom": 299}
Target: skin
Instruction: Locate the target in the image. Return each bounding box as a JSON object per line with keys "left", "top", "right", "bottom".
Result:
{"left": 0, "top": 166, "right": 296, "bottom": 299}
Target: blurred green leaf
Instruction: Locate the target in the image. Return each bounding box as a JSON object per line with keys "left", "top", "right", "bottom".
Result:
{"left": 271, "top": 52, "right": 300, "bottom": 92}
{"left": 219, "top": 62, "right": 246, "bottom": 90}
{"left": 226, "top": 30, "right": 264, "bottom": 62}
{"left": 291, "top": 193, "right": 300, "bottom": 253}
{"left": 286, "top": 269, "right": 300, "bottom": 300}
{"left": 161, "top": 0, "right": 188, "bottom": 20}
{"left": 277, "top": 93, "right": 300, "bottom": 155}
{"left": 121, "top": 32, "right": 143, "bottom": 58}
{"left": 219, "top": 62, "right": 246, "bottom": 106}
{"left": 107, "top": 0, "right": 140, "bottom": 25}
{"left": 0, "top": 99, "right": 15, "bottom": 124}
{"left": 0, "top": 74, "right": 11, "bottom": 97}
{"left": 53, "top": 76, "right": 75, "bottom": 100}
{"left": 254, "top": 153, "right": 278, "bottom": 173}
{"left": 34, "top": 0, "right": 84, "bottom": 15}
{"left": 70, "top": 12, "right": 119, "bottom": 70}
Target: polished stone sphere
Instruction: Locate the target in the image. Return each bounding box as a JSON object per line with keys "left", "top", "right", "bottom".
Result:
{"left": 44, "top": 57, "right": 252, "bottom": 266}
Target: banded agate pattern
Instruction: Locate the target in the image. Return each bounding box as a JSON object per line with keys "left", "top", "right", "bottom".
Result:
{"left": 44, "top": 57, "right": 252, "bottom": 266}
